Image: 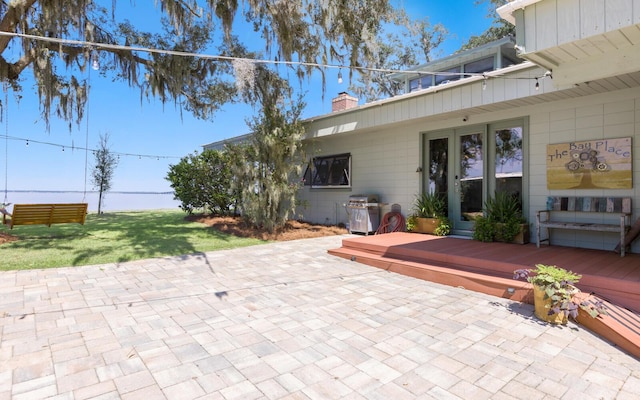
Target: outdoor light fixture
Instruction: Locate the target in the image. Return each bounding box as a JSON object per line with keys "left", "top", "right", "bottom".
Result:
{"left": 416, "top": 166, "right": 423, "bottom": 173}
{"left": 91, "top": 51, "right": 100, "bottom": 71}
{"left": 482, "top": 78, "right": 487, "bottom": 90}
{"left": 338, "top": 69, "right": 343, "bottom": 84}
{"left": 535, "top": 78, "right": 539, "bottom": 91}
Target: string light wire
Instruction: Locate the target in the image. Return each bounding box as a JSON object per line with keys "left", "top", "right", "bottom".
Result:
{"left": 83, "top": 65, "right": 91, "bottom": 202}
{"left": 2, "top": 84, "right": 8, "bottom": 205}
{"left": 0, "top": 30, "right": 492, "bottom": 79}
{"left": 0, "top": 30, "right": 553, "bottom": 96}
{"left": 0, "top": 134, "right": 180, "bottom": 160}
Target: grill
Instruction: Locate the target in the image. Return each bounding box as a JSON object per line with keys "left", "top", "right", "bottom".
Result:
{"left": 346, "top": 194, "right": 380, "bottom": 235}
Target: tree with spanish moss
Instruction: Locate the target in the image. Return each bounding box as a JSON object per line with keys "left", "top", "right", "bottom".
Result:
{"left": 0, "top": 0, "right": 400, "bottom": 128}
{"left": 226, "top": 63, "right": 306, "bottom": 233}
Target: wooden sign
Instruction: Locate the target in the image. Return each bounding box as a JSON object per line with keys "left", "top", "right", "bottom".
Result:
{"left": 546, "top": 137, "right": 632, "bottom": 189}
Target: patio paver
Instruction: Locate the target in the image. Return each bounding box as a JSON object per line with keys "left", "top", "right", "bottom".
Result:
{"left": 1, "top": 235, "right": 639, "bottom": 399}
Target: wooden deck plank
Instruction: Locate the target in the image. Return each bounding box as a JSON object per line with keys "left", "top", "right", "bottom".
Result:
{"left": 336, "top": 232, "right": 640, "bottom": 310}
{"left": 331, "top": 232, "right": 640, "bottom": 359}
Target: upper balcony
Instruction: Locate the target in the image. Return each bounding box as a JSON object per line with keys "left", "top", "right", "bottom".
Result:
{"left": 498, "top": 0, "right": 640, "bottom": 87}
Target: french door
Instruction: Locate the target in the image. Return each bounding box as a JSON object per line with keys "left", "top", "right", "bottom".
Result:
{"left": 424, "top": 120, "right": 525, "bottom": 235}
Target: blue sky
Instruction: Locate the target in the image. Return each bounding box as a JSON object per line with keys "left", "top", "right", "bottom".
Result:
{"left": 1, "top": 1, "right": 496, "bottom": 194}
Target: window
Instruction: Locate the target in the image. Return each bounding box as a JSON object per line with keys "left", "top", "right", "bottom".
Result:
{"left": 420, "top": 76, "right": 433, "bottom": 90}
{"left": 410, "top": 76, "right": 434, "bottom": 93}
{"left": 464, "top": 57, "right": 494, "bottom": 75}
{"left": 409, "top": 78, "right": 420, "bottom": 92}
{"left": 304, "top": 153, "right": 351, "bottom": 188}
{"left": 435, "top": 66, "right": 461, "bottom": 86}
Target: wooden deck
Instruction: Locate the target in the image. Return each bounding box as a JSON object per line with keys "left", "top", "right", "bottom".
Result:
{"left": 329, "top": 232, "right": 640, "bottom": 359}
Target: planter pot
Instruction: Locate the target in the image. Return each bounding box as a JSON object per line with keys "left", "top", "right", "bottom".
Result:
{"left": 495, "top": 223, "right": 529, "bottom": 244}
{"left": 533, "top": 285, "right": 567, "bottom": 324}
{"left": 511, "top": 223, "right": 530, "bottom": 244}
{"left": 414, "top": 217, "right": 441, "bottom": 234}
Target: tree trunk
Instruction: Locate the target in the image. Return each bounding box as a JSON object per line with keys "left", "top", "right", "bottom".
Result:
{"left": 98, "top": 184, "right": 104, "bottom": 214}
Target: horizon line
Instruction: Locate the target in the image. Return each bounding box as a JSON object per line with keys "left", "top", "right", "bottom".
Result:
{"left": 4, "top": 190, "right": 174, "bottom": 194}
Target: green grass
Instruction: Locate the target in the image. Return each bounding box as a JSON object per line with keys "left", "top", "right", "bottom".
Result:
{"left": 0, "top": 209, "right": 265, "bottom": 271}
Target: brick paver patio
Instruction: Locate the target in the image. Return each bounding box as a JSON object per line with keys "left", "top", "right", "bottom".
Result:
{"left": 1, "top": 235, "right": 639, "bottom": 399}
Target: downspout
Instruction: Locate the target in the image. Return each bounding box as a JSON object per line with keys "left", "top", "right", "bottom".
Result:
{"left": 496, "top": 0, "right": 544, "bottom": 25}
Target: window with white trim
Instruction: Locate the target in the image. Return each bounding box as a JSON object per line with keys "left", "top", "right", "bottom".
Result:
{"left": 304, "top": 153, "right": 351, "bottom": 188}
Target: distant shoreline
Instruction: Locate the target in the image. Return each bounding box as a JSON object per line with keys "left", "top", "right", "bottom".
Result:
{"left": 5, "top": 190, "right": 174, "bottom": 195}
{"left": 2, "top": 191, "right": 180, "bottom": 212}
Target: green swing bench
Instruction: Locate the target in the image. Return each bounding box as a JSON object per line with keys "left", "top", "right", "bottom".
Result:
{"left": 1, "top": 203, "right": 88, "bottom": 229}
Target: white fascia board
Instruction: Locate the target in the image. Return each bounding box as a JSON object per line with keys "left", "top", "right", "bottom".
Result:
{"left": 497, "top": 0, "right": 544, "bottom": 24}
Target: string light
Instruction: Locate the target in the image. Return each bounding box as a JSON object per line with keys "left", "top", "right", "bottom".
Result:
{"left": 0, "top": 31, "right": 553, "bottom": 94}
{"left": 1, "top": 134, "right": 180, "bottom": 160}
{"left": 0, "top": 30, "right": 494, "bottom": 80}
{"left": 0, "top": 31, "right": 552, "bottom": 108}
{"left": 91, "top": 51, "right": 100, "bottom": 70}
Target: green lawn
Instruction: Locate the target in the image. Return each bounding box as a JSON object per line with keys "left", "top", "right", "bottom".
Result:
{"left": 0, "top": 209, "right": 265, "bottom": 271}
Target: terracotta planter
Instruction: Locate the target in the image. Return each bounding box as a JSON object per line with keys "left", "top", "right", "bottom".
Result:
{"left": 533, "top": 285, "right": 567, "bottom": 324}
{"left": 414, "top": 217, "right": 441, "bottom": 234}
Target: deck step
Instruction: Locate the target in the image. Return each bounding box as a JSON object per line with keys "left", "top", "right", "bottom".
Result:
{"left": 330, "top": 233, "right": 640, "bottom": 360}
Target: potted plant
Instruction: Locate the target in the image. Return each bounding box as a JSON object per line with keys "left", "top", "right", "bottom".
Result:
{"left": 409, "top": 191, "right": 450, "bottom": 236}
{"left": 472, "top": 191, "right": 529, "bottom": 243}
{"left": 471, "top": 215, "right": 496, "bottom": 242}
{"left": 513, "top": 264, "right": 607, "bottom": 324}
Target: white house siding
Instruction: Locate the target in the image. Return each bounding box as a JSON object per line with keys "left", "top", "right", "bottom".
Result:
{"left": 298, "top": 82, "right": 640, "bottom": 254}
{"left": 527, "top": 87, "right": 640, "bottom": 253}
{"left": 298, "top": 127, "right": 419, "bottom": 227}
{"left": 519, "top": 0, "right": 640, "bottom": 51}
{"left": 298, "top": 63, "right": 544, "bottom": 228}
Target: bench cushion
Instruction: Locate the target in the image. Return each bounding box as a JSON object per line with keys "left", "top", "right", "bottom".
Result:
{"left": 547, "top": 197, "right": 631, "bottom": 213}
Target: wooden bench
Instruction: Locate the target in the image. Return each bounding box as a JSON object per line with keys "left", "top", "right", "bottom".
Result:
{"left": 536, "top": 197, "right": 632, "bottom": 256}
{"left": 1, "top": 203, "right": 88, "bottom": 229}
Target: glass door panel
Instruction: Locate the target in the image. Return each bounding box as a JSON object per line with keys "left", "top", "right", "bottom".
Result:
{"left": 456, "top": 132, "right": 484, "bottom": 231}
{"left": 425, "top": 120, "right": 524, "bottom": 236}
{"left": 428, "top": 137, "right": 449, "bottom": 216}
{"left": 495, "top": 126, "right": 523, "bottom": 206}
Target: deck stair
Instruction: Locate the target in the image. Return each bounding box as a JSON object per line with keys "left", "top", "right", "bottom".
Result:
{"left": 329, "top": 232, "right": 640, "bottom": 359}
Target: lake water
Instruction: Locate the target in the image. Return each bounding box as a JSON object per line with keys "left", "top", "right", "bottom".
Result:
{"left": 1, "top": 191, "right": 181, "bottom": 213}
